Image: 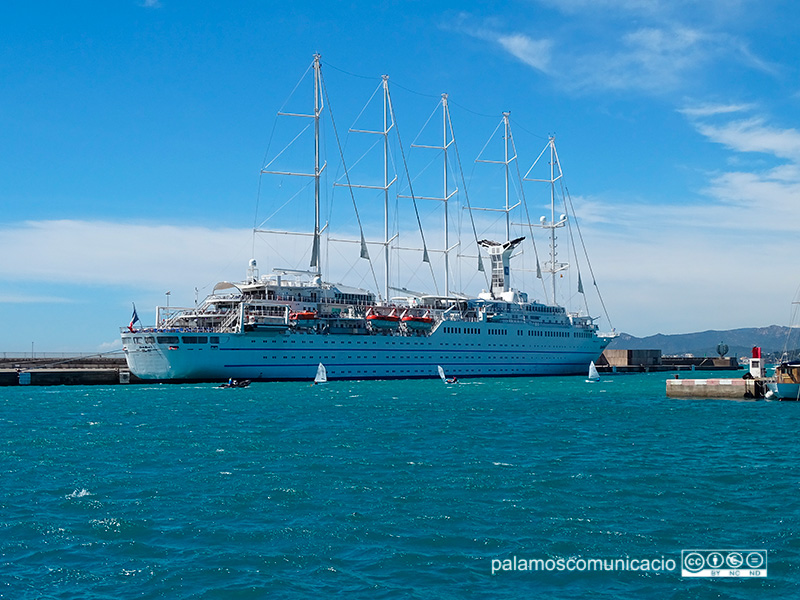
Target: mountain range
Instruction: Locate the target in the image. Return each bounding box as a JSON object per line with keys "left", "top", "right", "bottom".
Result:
{"left": 607, "top": 325, "right": 799, "bottom": 359}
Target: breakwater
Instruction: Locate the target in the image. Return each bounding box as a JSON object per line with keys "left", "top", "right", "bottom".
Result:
{"left": 0, "top": 354, "right": 140, "bottom": 386}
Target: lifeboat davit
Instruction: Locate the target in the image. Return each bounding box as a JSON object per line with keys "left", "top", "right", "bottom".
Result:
{"left": 290, "top": 310, "right": 318, "bottom": 327}
{"left": 401, "top": 310, "right": 434, "bottom": 331}
{"left": 366, "top": 307, "right": 400, "bottom": 329}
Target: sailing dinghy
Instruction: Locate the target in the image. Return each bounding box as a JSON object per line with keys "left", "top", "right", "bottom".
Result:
{"left": 314, "top": 363, "right": 328, "bottom": 385}
{"left": 586, "top": 361, "right": 600, "bottom": 383}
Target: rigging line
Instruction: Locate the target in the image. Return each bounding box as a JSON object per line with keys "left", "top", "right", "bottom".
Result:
{"left": 563, "top": 180, "right": 614, "bottom": 330}
{"left": 559, "top": 181, "right": 589, "bottom": 316}
{"left": 410, "top": 100, "right": 441, "bottom": 147}
{"left": 252, "top": 174, "right": 263, "bottom": 257}
{"left": 278, "top": 59, "right": 316, "bottom": 114}
{"left": 325, "top": 60, "right": 506, "bottom": 122}
{"left": 254, "top": 79, "right": 290, "bottom": 250}
{"left": 448, "top": 108, "right": 491, "bottom": 291}
{"left": 262, "top": 122, "right": 313, "bottom": 171}
{"left": 255, "top": 178, "right": 314, "bottom": 229}
{"left": 350, "top": 80, "right": 384, "bottom": 130}
{"left": 446, "top": 98, "right": 498, "bottom": 119}
{"left": 509, "top": 126, "right": 549, "bottom": 300}
{"left": 320, "top": 69, "right": 383, "bottom": 300}
{"left": 386, "top": 82, "right": 439, "bottom": 294}
{"left": 474, "top": 118, "right": 504, "bottom": 163}
{"left": 323, "top": 60, "right": 379, "bottom": 81}
{"left": 511, "top": 118, "right": 551, "bottom": 142}
{"left": 386, "top": 79, "right": 441, "bottom": 99}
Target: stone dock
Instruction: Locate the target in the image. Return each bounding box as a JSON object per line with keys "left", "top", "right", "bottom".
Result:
{"left": 665, "top": 377, "right": 772, "bottom": 399}
{"left": 0, "top": 354, "right": 140, "bottom": 386}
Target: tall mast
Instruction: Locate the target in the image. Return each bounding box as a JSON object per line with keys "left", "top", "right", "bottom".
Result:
{"left": 442, "top": 94, "right": 450, "bottom": 297}
{"left": 335, "top": 74, "right": 397, "bottom": 301}
{"left": 408, "top": 95, "right": 458, "bottom": 297}
{"left": 548, "top": 138, "right": 556, "bottom": 302}
{"left": 503, "top": 112, "right": 511, "bottom": 242}
{"left": 310, "top": 53, "right": 322, "bottom": 273}
{"left": 259, "top": 54, "right": 327, "bottom": 278}
{"left": 474, "top": 112, "right": 521, "bottom": 245}
{"left": 524, "top": 136, "right": 567, "bottom": 304}
{"left": 383, "top": 75, "right": 390, "bottom": 301}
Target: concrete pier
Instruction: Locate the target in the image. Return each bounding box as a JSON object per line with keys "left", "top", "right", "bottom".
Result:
{"left": 0, "top": 354, "right": 140, "bottom": 386}
{"left": 666, "top": 377, "right": 770, "bottom": 399}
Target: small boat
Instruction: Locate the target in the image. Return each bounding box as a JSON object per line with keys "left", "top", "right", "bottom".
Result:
{"left": 290, "top": 311, "right": 318, "bottom": 327}
{"left": 585, "top": 361, "right": 600, "bottom": 383}
{"left": 401, "top": 311, "right": 434, "bottom": 331}
{"left": 366, "top": 308, "right": 400, "bottom": 329}
{"left": 438, "top": 364, "right": 458, "bottom": 384}
{"left": 765, "top": 361, "right": 800, "bottom": 400}
{"left": 313, "top": 362, "right": 328, "bottom": 385}
{"left": 219, "top": 378, "right": 251, "bottom": 388}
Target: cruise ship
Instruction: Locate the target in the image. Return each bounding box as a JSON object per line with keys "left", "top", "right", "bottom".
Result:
{"left": 121, "top": 55, "right": 614, "bottom": 381}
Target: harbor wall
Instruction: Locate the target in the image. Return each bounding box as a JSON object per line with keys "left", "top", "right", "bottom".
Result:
{"left": 666, "top": 377, "right": 767, "bottom": 399}
{"left": 0, "top": 355, "right": 141, "bottom": 386}
{"left": 598, "top": 349, "right": 740, "bottom": 372}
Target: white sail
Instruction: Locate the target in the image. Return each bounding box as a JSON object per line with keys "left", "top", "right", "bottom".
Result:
{"left": 437, "top": 365, "right": 446, "bottom": 381}
{"left": 315, "top": 363, "right": 328, "bottom": 384}
{"left": 586, "top": 361, "right": 600, "bottom": 382}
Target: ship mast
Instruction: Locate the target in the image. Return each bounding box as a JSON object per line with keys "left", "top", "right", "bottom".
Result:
{"left": 311, "top": 53, "right": 322, "bottom": 273}
{"left": 409, "top": 95, "right": 459, "bottom": 296}
{"left": 474, "top": 112, "right": 520, "bottom": 245}
{"left": 383, "top": 75, "right": 390, "bottom": 301}
{"left": 525, "top": 136, "right": 567, "bottom": 304}
{"left": 259, "top": 54, "right": 327, "bottom": 279}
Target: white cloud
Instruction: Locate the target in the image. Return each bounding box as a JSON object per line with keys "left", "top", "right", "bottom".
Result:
{"left": 678, "top": 103, "right": 754, "bottom": 118}
{"left": 0, "top": 294, "right": 74, "bottom": 304}
{"left": 451, "top": 3, "right": 776, "bottom": 95}
{"left": 495, "top": 34, "right": 553, "bottom": 73}
{"left": 0, "top": 220, "right": 253, "bottom": 291}
{"left": 693, "top": 118, "right": 800, "bottom": 162}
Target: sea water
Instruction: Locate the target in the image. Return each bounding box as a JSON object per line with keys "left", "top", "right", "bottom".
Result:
{"left": 1, "top": 372, "right": 797, "bottom": 599}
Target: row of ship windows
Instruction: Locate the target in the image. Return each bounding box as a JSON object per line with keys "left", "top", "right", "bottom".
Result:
{"left": 443, "top": 326, "right": 507, "bottom": 336}
{"left": 527, "top": 330, "right": 570, "bottom": 337}
{"left": 326, "top": 366, "right": 538, "bottom": 375}
{"left": 442, "top": 327, "right": 480, "bottom": 335}
{"left": 266, "top": 354, "right": 567, "bottom": 361}
{"left": 128, "top": 332, "right": 591, "bottom": 346}
{"left": 126, "top": 336, "right": 221, "bottom": 345}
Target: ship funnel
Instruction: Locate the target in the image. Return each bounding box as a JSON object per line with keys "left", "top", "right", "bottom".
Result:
{"left": 478, "top": 237, "right": 524, "bottom": 297}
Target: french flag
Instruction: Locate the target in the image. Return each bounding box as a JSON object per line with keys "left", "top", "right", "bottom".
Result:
{"left": 128, "top": 304, "right": 140, "bottom": 333}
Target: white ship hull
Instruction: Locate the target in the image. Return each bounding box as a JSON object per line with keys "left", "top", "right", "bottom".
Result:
{"left": 123, "top": 324, "right": 610, "bottom": 381}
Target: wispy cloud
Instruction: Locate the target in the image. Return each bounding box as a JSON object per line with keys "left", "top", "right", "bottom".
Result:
{"left": 678, "top": 103, "right": 755, "bottom": 118}
{"left": 450, "top": 2, "right": 776, "bottom": 95}
{"left": 0, "top": 220, "right": 252, "bottom": 291}
{"left": 693, "top": 117, "right": 800, "bottom": 162}
{"left": 0, "top": 294, "right": 75, "bottom": 304}
{"left": 495, "top": 34, "right": 553, "bottom": 73}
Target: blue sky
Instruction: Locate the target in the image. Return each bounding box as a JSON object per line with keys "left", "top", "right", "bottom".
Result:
{"left": 2, "top": 0, "right": 800, "bottom": 352}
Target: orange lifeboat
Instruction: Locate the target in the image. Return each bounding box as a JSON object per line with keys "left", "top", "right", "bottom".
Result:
{"left": 366, "top": 307, "right": 400, "bottom": 329}
{"left": 401, "top": 310, "right": 434, "bottom": 331}
{"left": 290, "top": 310, "right": 318, "bottom": 327}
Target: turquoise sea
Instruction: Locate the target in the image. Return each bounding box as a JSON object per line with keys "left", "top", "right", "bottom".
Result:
{"left": 2, "top": 372, "right": 797, "bottom": 599}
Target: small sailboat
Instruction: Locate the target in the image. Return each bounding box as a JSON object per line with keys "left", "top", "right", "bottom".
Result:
{"left": 438, "top": 365, "right": 458, "bottom": 384}
{"left": 586, "top": 361, "right": 600, "bottom": 383}
{"left": 313, "top": 362, "right": 328, "bottom": 385}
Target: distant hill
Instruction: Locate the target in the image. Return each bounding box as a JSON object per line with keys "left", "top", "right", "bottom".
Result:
{"left": 607, "top": 326, "right": 797, "bottom": 358}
